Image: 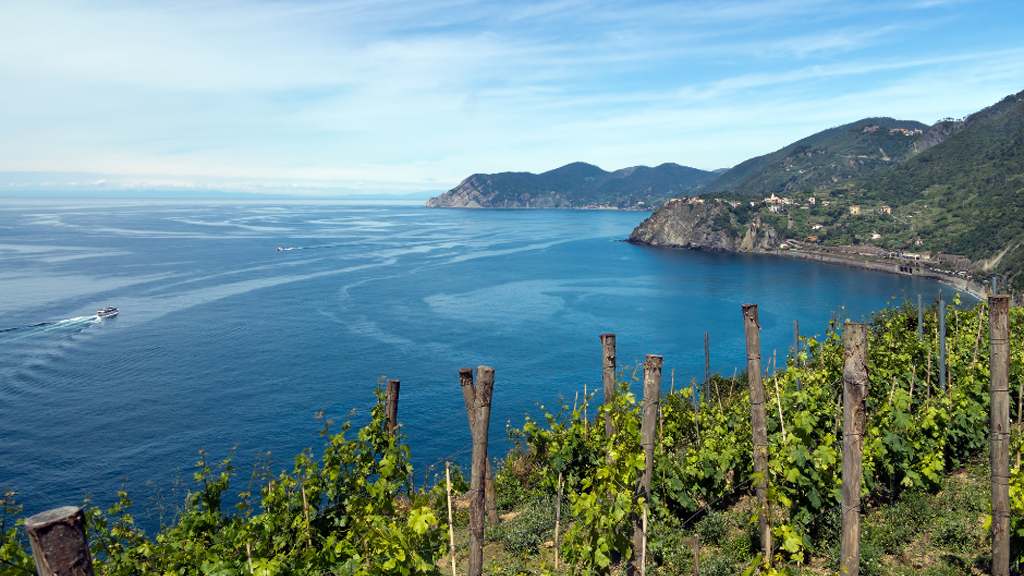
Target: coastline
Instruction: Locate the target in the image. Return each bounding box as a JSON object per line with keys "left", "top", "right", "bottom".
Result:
{"left": 627, "top": 236, "right": 994, "bottom": 302}
{"left": 771, "top": 248, "right": 990, "bottom": 301}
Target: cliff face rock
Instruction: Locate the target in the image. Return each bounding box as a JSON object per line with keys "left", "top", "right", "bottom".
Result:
{"left": 627, "top": 199, "right": 780, "bottom": 252}
{"left": 423, "top": 174, "right": 574, "bottom": 208}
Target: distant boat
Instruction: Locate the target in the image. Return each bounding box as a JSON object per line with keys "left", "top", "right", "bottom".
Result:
{"left": 97, "top": 307, "right": 118, "bottom": 319}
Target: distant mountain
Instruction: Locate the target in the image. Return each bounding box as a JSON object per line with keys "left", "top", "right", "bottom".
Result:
{"left": 702, "top": 117, "right": 932, "bottom": 196}
{"left": 630, "top": 88, "right": 1024, "bottom": 288}
{"left": 425, "top": 162, "right": 719, "bottom": 210}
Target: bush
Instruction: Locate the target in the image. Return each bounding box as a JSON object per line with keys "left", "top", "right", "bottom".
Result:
{"left": 695, "top": 512, "right": 728, "bottom": 547}
{"left": 932, "top": 515, "right": 975, "bottom": 554}
{"left": 701, "top": 554, "right": 736, "bottom": 576}
{"left": 487, "top": 495, "right": 558, "bottom": 556}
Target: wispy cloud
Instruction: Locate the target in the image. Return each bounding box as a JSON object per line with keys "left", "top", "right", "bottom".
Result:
{"left": 0, "top": 0, "right": 1021, "bottom": 192}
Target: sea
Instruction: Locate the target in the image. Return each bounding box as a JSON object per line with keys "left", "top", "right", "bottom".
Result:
{"left": 0, "top": 199, "right": 965, "bottom": 529}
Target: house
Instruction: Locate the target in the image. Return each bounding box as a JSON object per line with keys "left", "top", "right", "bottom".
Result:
{"left": 812, "top": 224, "right": 824, "bottom": 230}
{"left": 849, "top": 205, "right": 861, "bottom": 215}
{"left": 806, "top": 236, "right": 819, "bottom": 242}
{"left": 880, "top": 206, "right": 892, "bottom": 214}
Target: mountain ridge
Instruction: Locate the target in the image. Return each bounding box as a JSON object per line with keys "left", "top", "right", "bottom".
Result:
{"left": 425, "top": 162, "right": 719, "bottom": 210}
{"left": 630, "top": 88, "right": 1024, "bottom": 289}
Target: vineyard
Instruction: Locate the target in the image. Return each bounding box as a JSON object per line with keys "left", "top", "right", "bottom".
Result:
{"left": 2, "top": 296, "right": 1023, "bottom": 575}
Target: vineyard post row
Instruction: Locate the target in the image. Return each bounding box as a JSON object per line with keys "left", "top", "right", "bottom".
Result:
{"left": 17, "top": 296, "right": 1016, "bottom": 576}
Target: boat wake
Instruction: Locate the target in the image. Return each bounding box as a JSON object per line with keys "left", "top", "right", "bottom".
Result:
{"left": 0, "top": 316, "right": 100, "bottom": 344}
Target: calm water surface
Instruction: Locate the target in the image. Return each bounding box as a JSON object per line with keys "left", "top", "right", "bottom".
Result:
{"left": 0, "top": 200, "right": 962, "bottom": 526}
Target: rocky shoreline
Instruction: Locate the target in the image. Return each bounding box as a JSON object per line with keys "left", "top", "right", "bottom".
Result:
{"left": 626, "top": 198, "right": 998, "bottom": 301}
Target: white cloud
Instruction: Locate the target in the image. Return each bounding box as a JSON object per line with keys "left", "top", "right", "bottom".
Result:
{"left": 0, "top": 0, "right": 1021, "bottom": 192}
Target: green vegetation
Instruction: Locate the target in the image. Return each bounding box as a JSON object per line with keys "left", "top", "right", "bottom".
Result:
{"left": 702, "top": 117, "right": 929, "bottom": 195}
{"left": 687, "top": 88, "right": 1024, "bottom": 290}
{"left": 431, "top": 162, "right": 720, "bottom": 209}
{"left": 2, "top": 300, "right": 1024, "bottom": 575}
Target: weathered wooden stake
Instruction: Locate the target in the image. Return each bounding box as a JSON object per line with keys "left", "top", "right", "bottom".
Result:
{"left": 793, "top": 319, "right": 799, "bottom": 355}
{"left": 25, "top": 506, "right": 95, "bottom": 576}
{"left": 555, "top": 471, "right": 563, "bottom": 571}
{"left": 466, "top": 366, "right": 494, "bottom": 576}
{"left": 446, "top": 462, "right": 457, "bottom": 576}
{"left": 794, "top": 319, "right": 802, "bottom": 391}
{"left": 691, "top": 376, "right": 701, "bottom": 445}
{"left": 601, "top": 333, "right": 617, "bottom": 438}
{"left": 990, "top": 295, "right": 1011, "bottom": 576}
{"left": 385, "top": 379, "right": 400, "bottom": 437}
{"left": 693, "top": 534, "right": 701, "bottom": 576}
{"left": 774, "top": 373, "right": 787, "bottom": 443}
{"left": 460, "top": 368, "right": 499, "bottom": 527}
{"left": 629, "top": 354, "right": 662, "bottom": 576}
{"left": 247, "top": 541, "right": 253, "bottom": 574}
{"left": 742, "top": 303, "right": 771, "bottom": 557}
{"left": 704, "top": 332, "right": 710, "bottom": 390}
{"left": 939, "top": 298, "right": 947, "bottom": 391}
{"left": 910, "top": 367, "right": 916, "bottom": 404}
{"left": 584, "top": 383, "right": 589, "bottom": 437}
{"left": 918, "top": 294, "right": 923, "bottom": 341}
{"left": 841, "top": 323, "right": 868, "bottom": 576}
{"left": 641, "top": 503, "right": 648, "bottom": 576}
{"left": 301, "top": 484, "right": 312, "bottom": 548}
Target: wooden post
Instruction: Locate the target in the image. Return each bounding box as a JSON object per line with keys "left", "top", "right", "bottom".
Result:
{"left": 25, "top": 506, "right": 95, "bottom": 576}
{"left": 460, "top": 368, "right": 499, "bottom": 527}
{"left": 385, "top": 379, "right": 400, "bottom": 437}
{"left": 446, "top": 462, "right": 457, "bottom": 576}
{"left": 742, "top": 304, "right": 771, "bottom": 557}
{"left": 841, "top": 323, "right": 868, "bottom": 576}
{"left": 693, "top": 534, "right": 701, "bottom": 576}
{"left": 793, "top": 320, "right": 799, "bottom": 357}
{"left": 990, "top": 296, "right": 1011, "bottom": 576}
{"left": 918, "top": 294, "right": 923, "bottom": 341}
{"left": 704, "top": 332, "right": 710, "bottom": 391}
{"left": 555, "top": 471, "right": 563, "bottom": 571}
{"left": 691, "top": 377, "right": 701, "bottom": 445}
{"left": 584, "top": 384, "right": 589, "bottom": 437}
{"left": 629, "top": 354, "right": 662, "bottom": 576}
{"left": 939, "top": 298, "right": 947, "bottom": 391}
{"left": 466, "top": 366, "right": 495, "bottom": 576}
{"left": 301, "top": 484, "right": 312, "bottom": 548}
{"left": 246, "top": 541, "right": 253, "bottom": 574}
{"left": 601, "top": 333, "right": 617, "bottom": 438}
{"left": 794, "top": 319, "right": 802, "bottom": 390}
{"left": 641, "top": 503, "right": 648, "bottom": 576}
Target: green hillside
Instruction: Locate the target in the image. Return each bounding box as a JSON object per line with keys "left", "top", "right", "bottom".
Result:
{"left": 861, "top": 91, "right": 1024, "bottom": 284}
{"left": 703, "top": 118, "right": 930, "bottom": 196}
{"left": 426, "top": 162, "right": 719, "bottom": 209}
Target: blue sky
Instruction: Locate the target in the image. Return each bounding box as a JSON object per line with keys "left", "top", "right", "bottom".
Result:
{"left": 1, "top": 0, "right": 1023, "bottom": 195}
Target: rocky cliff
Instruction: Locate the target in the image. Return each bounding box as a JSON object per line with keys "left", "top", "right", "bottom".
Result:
{"left": 627, "top": 199, "right": 780, "bottom": 252}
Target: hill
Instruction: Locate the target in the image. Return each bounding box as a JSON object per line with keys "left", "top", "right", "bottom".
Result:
{"left": 425, "top": 162, "right": 719, "bottom": 210}
{"left": 632, "top": 88, "right": 1024, "bottom": 290}
{"left": 702, "top": 117, "right": 932, "bottom": 196}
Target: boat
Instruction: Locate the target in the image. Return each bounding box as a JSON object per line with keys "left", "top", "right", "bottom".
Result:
{"left": 97, "top": 307, "right": 118, "bottom": 319}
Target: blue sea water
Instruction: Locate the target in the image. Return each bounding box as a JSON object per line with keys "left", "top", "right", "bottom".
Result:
{"left": 0, "top": 199, "right": 963, "bottom": 527}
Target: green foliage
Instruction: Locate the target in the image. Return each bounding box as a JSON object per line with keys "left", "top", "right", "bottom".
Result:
{"left": 486, "top": 495, "right": 558, "bottom": 556}
{"left": 0, "top": 491, "right": 33, "bottom": 576}
{"left": 7, "top": 384, "right": 447, "bottom": 576}
{"left": 6, "top": 299, "right": 1024, "bottom": 575}
{"left": 504, "top": 298, "right": 1024, "bottom": 574}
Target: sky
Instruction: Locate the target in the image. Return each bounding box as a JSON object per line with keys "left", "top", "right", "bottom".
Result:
{"left": 1, "top": 0, "right": 1023, "bottom": 196}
